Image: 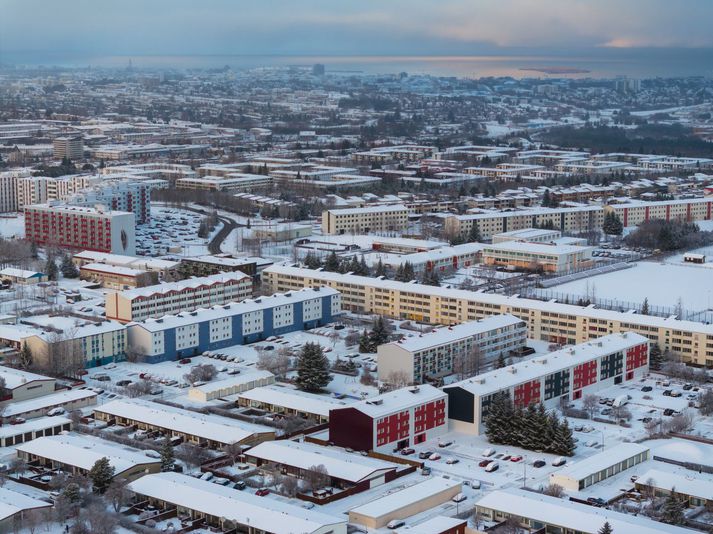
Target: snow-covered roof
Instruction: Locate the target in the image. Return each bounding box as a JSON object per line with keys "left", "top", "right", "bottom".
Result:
{"left": 551, "top": 443, "right": 649, "bottom": 482}
{"left": 238, "top": 385, "right": 354, "bottom": 418}
{"left": 483, "top": 241, "right": 593, "bottom": 256}
{"left": 73, "top": 250, "right": 179, "bottom": 270}
{"left": 118, "top": 271, "right": 250, "bottom": 302}
{"left": 247, "top": 440, "right": 398, "bottom": 483}
{"left": 0, "top": 365, "right": 53, "bottom": 390}
{"left": 494, "top": 228, "right": 561, "bottom": 240}
{"left": 403, "top": 516, "right": 466, "bottom": 532}
{"left": 16, "top": 434, "right": 160, "bottom": 474}
{"left": 350, "top": 477, "right": 460, "bottom": 518}
{"left": 451, "top": 205, "right": 602, "bottom": 221}
{"left": 128, "top": 472, "right": 346, "bottom": 534}
{"left": 327, "top": 204, "right": 408, "bottom": 216}
{"left": 475, "top": 488, "right": 693, "bottom": 534}
{"left": 0, "top": 416, "right": 70, "bottom": 438}
{"left": 386, "top": 315, "right": 524, "bottom": 353}
{"left": 3, "top": 389, "right": 97, "bottom": 418}
{"left": 80, "top": 262, "right": 146, "bottom": 277}
{"left": 637, "top": 468, "right": 713, "bottom": 501}
{"left": 343, "top": 384, "right": 446, "bottom": 419}
{"left": 188, "top": 369, "right": 274, "bottom": 394}
{"left": 95, "top": 399, "right": 273, "bottom": 445}
{"left": 0, "top": 487, "right": 51, "bottom": 521}
{"left": 0, "top": 268, "right": 44, "bottom": 279}
{"left": 264, "top": 264, "right": 713, "bottom": 336}
{"left": 445, "top": 333, "right": 648, "bottom": 397}
{"left": 128, "top": 287, "right": 339, "bottom": 333}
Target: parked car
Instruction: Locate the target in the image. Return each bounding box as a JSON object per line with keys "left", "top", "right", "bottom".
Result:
{"left": 429, "top": 453, "right": 441, "bottom": 461}
{"left": 399, "top": 447, "right": 415, "bottom": 456}
{"left": 482, "top": 448, "right": 496, "bottom": 457}
{"left": 479, "top": 459, "right": 492, "bottom": 468}
{"left": 233, "top": 481, "right": 246, "bottom": 490}
{"left": 510, "top": 456, "right": 523, "bottom": 463}
{"left": 552, "top": 457, "right": 567, "bottom": 467}
{"left": 421, "top": 467, "right": 431, "bottom": 476}
{"left": 387, "top": 520, "right": 405, "bottom": 529}
{"left": 533, "top": 460, "right": 547, "bottom": 468}
{"left": 255, "top": 488, "right": 270, "bottom": 496}
{"left": 116, "top": 379, "right": 132, "bottom": 387}
{"left": 445, "top": 458, "right": 460, "bottom": 465}
{"left": 47, "top": 407, "right": 66, "bottom": 416}
{"left": 485, "top": 461, "right": 500, "bottom": 472}
{"left": 587, "top": 497, "right": 607, "bottom": 507}
{"left": 641, "top": 386, "right": 653, "bottom": 392}
{"left": 418, "top": 451, "right": 434, "bottom": 460}
{"left": 438, "top": 440, "right": 453, "bottom": 448}
{"left": 452, "top": 493, "right": 467, "bottom": 503}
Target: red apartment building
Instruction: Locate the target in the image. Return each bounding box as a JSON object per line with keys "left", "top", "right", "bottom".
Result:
{"left": 329, "top": 384, "right": 447, "bottom": 453}
{"left": 24, "top": 203, "right": 136, "bottom": 255}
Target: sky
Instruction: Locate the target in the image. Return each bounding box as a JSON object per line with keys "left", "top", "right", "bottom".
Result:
{"left": 1, "top": 0, "right": 713, "bottom": 60}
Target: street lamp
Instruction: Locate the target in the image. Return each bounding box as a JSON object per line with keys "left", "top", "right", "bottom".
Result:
{"left": 522, "top": 454, "right": 527, "bottom": 489}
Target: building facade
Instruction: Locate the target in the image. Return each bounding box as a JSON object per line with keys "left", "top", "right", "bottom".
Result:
{"left": 321, "top": 205, "right": 409, "bottom": 235}
{"left": 482, "top": 241, "right": 594, "bottom": 273}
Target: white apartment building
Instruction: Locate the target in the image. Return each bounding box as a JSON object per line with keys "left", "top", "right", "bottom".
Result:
{"left": 321, "top": 205, "right": 409, "bottom": 235}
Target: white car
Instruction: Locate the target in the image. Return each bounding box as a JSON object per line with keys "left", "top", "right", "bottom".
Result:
{"left": 387, "top": 520, "right": 405, "bottom": 529}
{"left": 452, "top": 493, "right": 467, "bottom": 503}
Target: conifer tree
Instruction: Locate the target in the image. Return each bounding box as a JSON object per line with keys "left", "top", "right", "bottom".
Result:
{"left": 160, "top": 438, "right": 175, "bottom": 472}
{"left": 358, "top": 330, "right": 372, "bottom": 353}
{"left": 45, "top": 256, "right": 58, "bottom": 281}
{"left": 598, "top": 522, "right": 613, "bottom": 534}
{"left": 359, "top": 255, "right": 369, "bottom": 276}
{"left": 649, "top": 343, "right": 663, "bottom": 371}
{"left": 496, "top": 352, "right": 507, "bottom": 369}
{"left": 641, "top": 297, "right": 650, "bottom": 315}
{"left": 394, "top": 264, "right": 405, "bottom": 281}
{"left": 19, "top": 343, "right": 32, "bottom": 369}
{"left": 60, "top": 255, "right": 79, "bottom": 278}
{"left": 554, "top": 418, "right": 576, "bottom": 456}
{"left": 467, "top": 221, "right": 482, "bottom": 243}
{"left": 89, "top": 457, "right": 115, "bottom": 493}
{"left": 660, "top": 490, "right": 685, "bottom": 525}
{"left": 369, "top": 316, "right": 391, "bottom": 348}
{"left": 375, "top": 259, "right": 386, "bottom": 277}
{"left": 295, "top": 342, "right": 332, "bottom": 392}
{"left": 324, "top": 251, "right": 340, "bottom": 272}
{"left": 303, "top": 252, "right": 322, "bottom": 269}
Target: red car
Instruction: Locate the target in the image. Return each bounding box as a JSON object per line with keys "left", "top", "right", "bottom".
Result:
{"left": 255, "top": 488, "right": 270, "bottom": 497}
{"left": 510, "top": 456, "right": 523, "bottom": 462}
{"left": 179, "top": 358, "right": 191, "bottom": 365}
{"left": 478, "top": 459, "right": 492, "bottom": 468}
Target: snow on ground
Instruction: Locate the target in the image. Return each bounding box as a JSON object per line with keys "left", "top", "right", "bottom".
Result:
{"left": 547, "top": 261, "right": 713, "bottom": 311}
{"left": 0, "top": 213, "right": 24, "bottom": 239}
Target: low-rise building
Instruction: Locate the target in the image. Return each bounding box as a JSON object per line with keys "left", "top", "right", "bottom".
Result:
{"left": 178, "top": 254, "right": 264, "bottom": 279}
{"left": 443, "top": 333, "right": 649, "bottom": 435}
{"left": 550, "top": 443, "right": 650, "bottom": 492}
{"left": 106, "top": 271, "right": 253, "bottom": 323}
{"left": 253, "top": 223, "right": 313, "bottom": 241}
{"left": 187, "top": 370, "right": 275, "bottom": 402}
{"left": 605, "top": 197, "right": 713, "bottom": 227}
{"left": 0, "top": 487, "right": 52, "bottom": 532}
{"left": 0, "top": 416, "right": 71, "bottom": 447}
{"left": 127, "top": 287, "right": 341, "bottom": 363}
{"left": 482, "top": 241, "right": 594, "bottom": 273}
{"left": 349, "top": 477, "right": 461, "bottom": 529}
{"left": 17, "top": 434, "right": 161, "bottom": 480}
{"left": 0, "top": 366, "right": 55, "bottom": 403}
{"left": 0, "top": 268, "right": 47, "bottom": 285}
{"left": 475, "top": 488, "right": 692, "bottom": 534}
{"left": 128, "top": 472, "right": 347, "bottom": 534}
{"left": 635, "top": 468, "right": 713, "bottom": 508}
{"left": 492, "top": 228, "right": 562, "bottom": 244}
{"left": 79, "top": 262, "right": 157, "bottom": 290}
{"left": 72, "top": 251, "right": 180, "bottom": 279}
{"left": 237, "top": 384, "right": 355, "bottom": 423}
{"left": 1, "top": 389, "right": 97, "bottom": 423}
{"left": 329, "top": 384, "right": 447, "bottom": 453}
{"left": 377, "top": 315, "right": 527, "bottom": 384}
{"left": 94, "top": 398, "right": 275, "bottom": 449}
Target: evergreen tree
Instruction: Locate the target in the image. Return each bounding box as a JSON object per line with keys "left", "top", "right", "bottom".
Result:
{"left": 30, "top": 241, "right": 38, "bottom": 259}
{"left": 159, "top": 438, "right": 175, "bottom": 472}
{"left": 553, "top": 418, "right": 576, "bottom": 456}
{"left": 359, "top": 256, "right": 369, "bottom": 276}
{"left": 496, "top": 352, "right": 507, "bottom": 369}
{"left": 467, "top": 221, "right": 482, "bottom": 243}
{"left": 641, "top": 297, "right": 650, "bottom": 315}
{"left": 660, "top": 489, "right": 685, "bottom": 525}
{"left": 519, "top": 403, "right": 539, "bottom": 450}
{"left": 402, "top": 262, "right": 415, "bottom": 281}
{"left": 603, "top": 211, "right": 623, "bottom": 236}
{"left": 62, "top": 482, "right": 81, "bottom": 503}
{"left": 542, "top": 190, "right": 552, "bottom": 208}
{"left": 303, "top": 252, "right": 322, "bottom": 269}
{"left": 375, "top": 259, "right": 386, "bottom": 278}
{"left": 295, "top": 342, "right": 332, "bottom": 392}
{"left": 358, "top": 330, "right": 372, "bottom": 353}
{"left": 347, "top": 256, "right": 361, "bottom": 274}
{"left": 89, "top": 457, "right": 115, "bottom": 493}
{"left": 324, "top": 251, "right": 340, "bottom": 272}
{"left": 533, "top": 403, "right": 550, "bottom": 452}
{"left": 484, "top": 392, "right": 513, "bottom": 445}
{"left": 369, "top": 316, "right": 391, "bottom": 348}
{"left": 394, "top": 264, "right": 405, "bottom": 281}
{"left": 598, "top": 521, "right": 613, "bottom": 534}
{"left": 649, "top": 343, "right": 663, "bottom": 371}
{"left": 45, "top": 256, "right": 58, "bottom": 281}
{"left": 19, "top": 342, "right": 32, "bottom": 369}
{"left": 60, "top": 255, "right": 79, "bottom": 278}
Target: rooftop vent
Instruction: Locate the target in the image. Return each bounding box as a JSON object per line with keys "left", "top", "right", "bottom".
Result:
{"left": 366, "top": 399, "right": 384, "bottom": 406}
{"left": 408, "top": 386, "right": 420, "bottom": 393}
{"left": 507, "top": 367, "right": 517, "bottom": 374}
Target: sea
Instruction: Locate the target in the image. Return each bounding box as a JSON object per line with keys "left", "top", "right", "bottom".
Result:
{"left": 4, "top": 49, "right": 713, "bottom": 79}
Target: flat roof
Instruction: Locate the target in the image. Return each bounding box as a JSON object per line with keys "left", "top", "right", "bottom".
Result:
{"left": 476, "top": 488, "right": 693, "bottom": 534}
{"left": 247, "top": 440, "right": 398, "bottom": 483}
{"left": 80, "top": 263, "right": 146, "bottom": 277}
{"left": 129, "top": 472, "right": 346, "bottom": 534}
{"left": 0, "top": 268, "right": 44, "bottom": 279}
{"left": 17, "top": 434, "right": 159, "bottom": 474}
{"left": 350, "top": 477, "right": 460, "bottom": 518}
{"left": 344, "top": 384, "right": 446, "bottom": 419}
{"left": 637, "top": 468, "right": 713, "bottom": 501}
{"left": 238, "top": 385, "right": 353, "bottom": 418}
{"left": 445, "top": 333, "right": 648, "bottom": 397}
{"left": 327, "top": 204, "right": 408, "bottom": 216}
{"left": 552, "top": 443, "right": 649, "bottom": 481}
{"left": 189, "top": 369, "right": 274, "bottom": 394}
{"left": 118, "top": 271, "right": 250, "bottom": 301}
{"left": 3, "top": 389, "right": 97, "bottom": 418}
{"left": 0, "top": 365, "right": 53, "bottom": 390}
{"left": 0, "top": 487, "right": 51, "bottom": 521}
{"left": 95, "top": 399, "right": 273, "bottom": 445}
{"left": 0, "top": 416, "right": 70, "bottom": 438}
{"left": 385, "top": 314, "right": 524, "bottom": 353}
{"left": 483, "top": 241, "right": 592, "bottom": 255}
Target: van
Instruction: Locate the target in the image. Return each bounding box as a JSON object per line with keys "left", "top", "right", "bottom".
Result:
{"left": 612, "top": 394, "right": 630, "bottom": 408}
{"left": 482, "top": 448, "right": 495, "bottom": 457}
{"left": 552, "top": 457, "right": 567, "bottom": 467}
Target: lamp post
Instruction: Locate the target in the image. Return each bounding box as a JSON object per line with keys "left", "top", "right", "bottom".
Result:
{"left": 522, "top": 454, "right": 527, "bottom": 489}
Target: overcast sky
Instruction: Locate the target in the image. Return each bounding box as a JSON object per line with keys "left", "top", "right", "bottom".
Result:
{"left": 2, "top": 0, "right": 712, "bottom": 58}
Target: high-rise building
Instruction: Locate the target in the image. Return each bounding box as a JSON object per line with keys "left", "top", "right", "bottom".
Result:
{"left": 53, "top": 136, "right": 84, "bottom": 161}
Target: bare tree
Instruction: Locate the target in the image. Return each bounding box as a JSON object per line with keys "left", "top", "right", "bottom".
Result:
{"left": 582, "top": 394, "right": 599, "bottom": 419}
{"left": 452, "top": 345, "right": 483, "bottom": 380}
{"left": 281, "top": 474, "right": 300, "bottom": 497}
{"left": 257, "top": 349, "right": 291, "bottom": 378}
{"left": 304, "top": 464, "right": 330, "bottom": 492}
{"left": 82, "top": 503, "right": 118, "bottom": 534}
{"left": 222, "top": 443, "right": 242, "bottom": 464}
{"left": 125, "top": 379, "right": 153, "bottom": 398}
{"left": 23, "top": 508, "right": 45, "bottom": 534}
{"left": 183, "top": 364, "right": 218, "bottom": 385}
{"left": 105, "top": 477, "right": 130, "bottom": 513}
{"left": 699, "top": 389, "right": 713, "bottom": 416}
{"left": 664, "top": 410, "right": 694, "bottom": 433}
{"left": 539, "top": 483, "right": 565, "bottom": 498}
{"left": 175, "top": 443, "right": 211, "bottom": 470}
{"left": 382, "top": 370, "right": 410, "bottom": 391}
{"left": 41, "top": 327, "right": 84, "bottom": 377}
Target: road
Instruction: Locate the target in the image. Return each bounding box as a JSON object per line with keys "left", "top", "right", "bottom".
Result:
{"left": 208, "top": 216, "right": 239, "bottom": 254}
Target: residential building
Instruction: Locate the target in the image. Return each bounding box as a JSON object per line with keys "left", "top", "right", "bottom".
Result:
{"left": 0, "top": 366, "right": 55, "bottom": 403}
{"left": 263, "top": 265, "right": 713, "bottom": 366}
{"left": 178, "top": 254, "right": 264, "bottom": 279}
{"left": 176, "top": 173, "right": 271, "bottom": 192}
{"left": 321, "top": 205, "right": 409, "bottom": 235}
{"left": 0, "top": 487, "right": 52, "bottom": 532}
{"left": 94, "top": 399, "right": 275, "bottom": 449}
{"left": 635, "top": 469, "right": 713, "bottom": 508}
{"left": 127, "top": 286, "right": 341, "bottom": 363}
{"left": 377, "top": 315, "right": 527, "bottom": 384}
{"left": 237, "top": 384, "right": 355, "bottom": 423}
{"left": 72, "top": 250, "right": 180, "bottom": 278}
{"left": 187, "top": 370, "right": 275, "bottom": 402}
{"left": 605, "top": 197, "right": 713, "bottom": 227}
{"left": 79, "top": 262, "right": 157, "bottom": 290}
{"left": 24, "top": 203, "right": 136, "bottom": 255}
{"left": 128, "top": 472, "right": 347, "bottom": 534}
{"left": 443, "top": 333, "right": 649, "bottom": 435}
{"left": 1, "top": 389, "right": 97, "bottom": 423}
{"left": 0, "top": 268, "right": 47, "bottom": 285}
{"left": 329, "top": 384, "right": 447, "bottom": 453}
{"left": 68, "top": 180, "right": 151, "bottom": 224}
{"left": 17, "top": 434, "right": 160, "bottom": 480}
{"left": 0, "top": 416, "right": 72, "bottom": 447}
{"left": 105, "top": 271, "right": 253, "bottom": 323}
{"left": 52, "top": 136, "right": 84, "bottom": 160}
{"left": 492, "top": 228, "right": 562, "bottom": 244}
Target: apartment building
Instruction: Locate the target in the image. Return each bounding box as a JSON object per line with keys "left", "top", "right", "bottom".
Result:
{"left": 106, "top": 271, "right": 252, "bottom": 323}
{"left": 68, "top": 180, "right": 151, "bottom": 224}
{"left": 0, "top": 169, "right": 29, "bottom": 212}
{"left": 329, "top": 384, "right": 447, "bottom": 453}
{"left": 482, "top": 241, "right": 594, "bottom": 273}
{"left": 79, "top": 263, "right": 157, "bottom": 290}
{"left": 72, "top": 250, "right": 180, "bottom": 279}
{"left": 605, "top": 197, "right": 713, "bottom": 227}
{"left": 52, "top": 136, "right": 84, "bottom": 160}
{"left": 127, "top": 287, "right": 341, "bottom": 363}
{"left": 263, "top": 265, "right": 713, "bottom": 365}
{"left": 175, "top": 173, "right": 271, "bottom": 192}
{"left": 362, "top": 242, "right": 484, "bottom": 275}
{"left": 377, "top": 315, "right": 527, "bottom": 384}
{"left": 322, "top": 205, "right": 409, "bottom": 235}
{"left": 492, "top": 228, "right": 562, "bottom": 244}
{"left": 445, "top": 206, "right": 603, "bottom": 240}
{"left": 443, "top": 333, "right": 649, "bottom": 434}
{"left": 24, "top": 203, "right": 136, "bottom": 255}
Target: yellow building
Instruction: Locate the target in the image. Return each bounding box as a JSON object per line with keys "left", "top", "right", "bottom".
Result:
{"left": 264, "top": 264, "right": 713, "bottom": 366}
{"left": 321, "top": 205, "right": 409, "bottom": 235}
